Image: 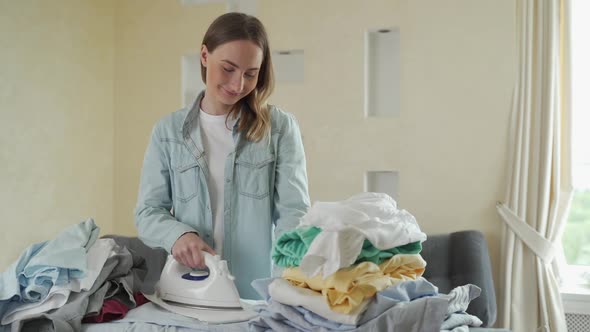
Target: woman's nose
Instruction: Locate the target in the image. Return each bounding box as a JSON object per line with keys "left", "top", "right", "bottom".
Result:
{"left": 229, "top": 74, "right": 244, "bottom": 93}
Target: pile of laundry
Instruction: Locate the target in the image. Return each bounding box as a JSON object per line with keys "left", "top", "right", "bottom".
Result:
{"left": 250, "top": 192, "right": 485, "bottom": 331}
{"left": 0, "top": 219, "right": 166, "bottom": 332}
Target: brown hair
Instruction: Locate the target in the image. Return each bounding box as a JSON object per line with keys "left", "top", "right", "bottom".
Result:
{"left": 201, "top": 12, "right": 274, "bottom": 142}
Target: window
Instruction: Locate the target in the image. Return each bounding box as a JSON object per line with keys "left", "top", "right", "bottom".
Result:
{"left": 560, "top": 0, "right": 590, "bottom": 296}
{"left": 562, "top": 192, "right": 590, "bottom": 266}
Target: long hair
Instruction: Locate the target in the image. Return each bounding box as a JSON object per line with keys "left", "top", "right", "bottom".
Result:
{"left": 201, "top": 12, "right": 274, "bottom": 142}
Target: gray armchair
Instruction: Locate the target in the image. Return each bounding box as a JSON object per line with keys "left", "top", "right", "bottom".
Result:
{"left": 421, "top": 230, "right": 497, "bottom": 328}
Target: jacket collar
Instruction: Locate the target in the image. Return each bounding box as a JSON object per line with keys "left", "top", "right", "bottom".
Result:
{"left": 181, "top": 90, "right": 246, "bottom": 160}
{"left": 182, "top": 90, "right": 244, "bottom": 137}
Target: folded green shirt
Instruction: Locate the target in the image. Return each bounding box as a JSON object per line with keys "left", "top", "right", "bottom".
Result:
{"left": 272, "top": 226, "right": 422, "bottom": 267}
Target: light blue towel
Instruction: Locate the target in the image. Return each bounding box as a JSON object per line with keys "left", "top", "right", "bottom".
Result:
{"left": 0, "top": 218, "right": 99, "bottom": 318}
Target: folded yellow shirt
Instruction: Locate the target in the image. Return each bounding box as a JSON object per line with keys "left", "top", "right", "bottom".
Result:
{"left": 282, "top": 254, "right": 426, "bottom": 314}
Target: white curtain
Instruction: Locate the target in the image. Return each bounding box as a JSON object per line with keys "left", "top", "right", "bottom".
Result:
{"left": 496, "top": 0, "right": 573, "bottom": 331}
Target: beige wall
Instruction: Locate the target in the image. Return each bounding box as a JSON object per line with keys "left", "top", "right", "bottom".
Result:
{"left": 0, "top": 0, "right": 115, "bottom": 269}
{"left": 111, "top": 0, "right": 515, "bottom": 289}
{"left": 113, "top": 1, "right": 225, "bottom": 236}
{"left": 258, "top": 0, "right": 516, "bottom": 286}
{"left": 1, "top": 0, "right": 515, "bottom": 293}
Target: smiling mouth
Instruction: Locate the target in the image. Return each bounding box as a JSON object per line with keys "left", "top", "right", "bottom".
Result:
{"left": 222, "top": 87, "right": 240, "bottom": 97}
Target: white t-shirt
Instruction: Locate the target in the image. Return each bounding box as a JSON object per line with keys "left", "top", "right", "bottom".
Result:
{"left": 198, "top": 109, "right": 237, "bottom": 256}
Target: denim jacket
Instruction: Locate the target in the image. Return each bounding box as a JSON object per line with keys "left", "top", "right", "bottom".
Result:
{"left": 134, "top": 91, "right": 310, "bottom": 299}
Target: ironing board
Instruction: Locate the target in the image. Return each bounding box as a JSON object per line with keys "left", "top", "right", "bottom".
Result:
{"left": 81, "top": 322, "right": 511, "bottom": 332}
{"left": 77, "top": 234, "right": 509, "bottom": 331}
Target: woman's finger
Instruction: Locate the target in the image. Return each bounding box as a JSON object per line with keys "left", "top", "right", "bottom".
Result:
{"left": 204, "top": 244, "right": 216, "bottom": 255}
{"left": 191, "top": 248, "right": 205, "bottom": 269}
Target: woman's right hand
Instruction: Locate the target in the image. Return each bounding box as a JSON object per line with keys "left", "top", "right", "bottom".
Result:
{"left": 171, "top": 232, "right": 216, "bottom": 269}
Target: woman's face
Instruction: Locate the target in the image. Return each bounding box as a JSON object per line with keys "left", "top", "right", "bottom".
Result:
{"left": 201, "top": 40, "right": 263, "bottom": 107}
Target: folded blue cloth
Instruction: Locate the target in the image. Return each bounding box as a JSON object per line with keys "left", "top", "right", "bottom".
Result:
{"left": 0, "top": 218, "right": 99, "bottom": 318}
{"left": 357, "top": 277, "right": 439, "bottom": 325}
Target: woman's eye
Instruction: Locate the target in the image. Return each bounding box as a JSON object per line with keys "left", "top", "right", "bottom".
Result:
{"left": 245, "top": 73, "right": 256, "bottom": 79}
{"left": 223, "top": 67, "right": 234, "bottom": 73}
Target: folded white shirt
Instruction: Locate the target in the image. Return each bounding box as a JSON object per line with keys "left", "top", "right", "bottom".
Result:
{"left": 144, "top": 288, "right": 259, "bottom": 323}
{"left": 300, "top": 192, "right": 427, "bottom": 278}
{"left": 1, "top": 238, "right": 116, "bottom": 324}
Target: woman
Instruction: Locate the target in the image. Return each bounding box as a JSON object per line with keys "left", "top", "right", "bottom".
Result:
{"left": 134, "top": 13, "right": 310, "bottom": 299}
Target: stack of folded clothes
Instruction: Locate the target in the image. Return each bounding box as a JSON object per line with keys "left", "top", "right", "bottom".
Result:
{"left": 249, "top": 192, "right": 485, "bottom": 331}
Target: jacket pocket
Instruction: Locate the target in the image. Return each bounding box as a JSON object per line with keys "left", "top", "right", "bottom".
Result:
{"left": 173, "top": 162, "right": 200, "bottom": 203}
{"left": 235, "top": 153, "right": 275, "bottom": 199}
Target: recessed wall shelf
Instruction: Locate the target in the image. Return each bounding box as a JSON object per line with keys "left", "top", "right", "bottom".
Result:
{"left": 181, "top": 54, "right": 205, "bottom": 108}
{"left": 365, "top": 170, "right": 399, "bottom": 201}
{"left": 180, "top": 0, "right": 257, "bottom": 15}
{"left": 365, "top": 27, "right": 400, "bottom": 117}
{"left": 272, "top": 49, "right": 304, "bottom": 83}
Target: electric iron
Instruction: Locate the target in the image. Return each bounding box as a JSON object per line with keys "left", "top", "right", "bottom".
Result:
{"left": 157, "top": 252, "right": 243, "bottom": 310}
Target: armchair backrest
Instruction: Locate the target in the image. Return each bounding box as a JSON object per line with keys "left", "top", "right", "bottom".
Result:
{"left": 421, "top": 230, "right": 497, "bottom": 327}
